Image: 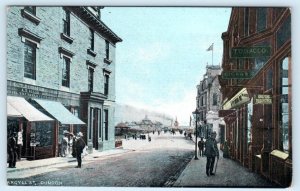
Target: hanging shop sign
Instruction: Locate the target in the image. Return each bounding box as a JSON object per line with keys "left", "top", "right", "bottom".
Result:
{"left": 222, "top": 71, "right": 253, "bottom": 79}
{"left": 254, "top": 94, "right": 272, "bottom": 104}
{"left": 30, "top": 132, "right": 37, "bottom": 147}
{"left": 223, "top": 88, "right": 250, "bottom": 110}
{"left": 17, "top": 131, "right": 23, "bottom": 145}
{"left": 231, "top": 46, "right": 271, "bottom": 58}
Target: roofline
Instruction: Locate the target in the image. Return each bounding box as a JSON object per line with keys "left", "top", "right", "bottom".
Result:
{"left": 68, "top": 6, "right": 122, "bottom": 44}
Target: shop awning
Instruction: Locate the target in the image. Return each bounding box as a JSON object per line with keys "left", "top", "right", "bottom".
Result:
{"left": 7, "top": 102, "right": 23, "bottom": 117}
{"left": 223, "top": 88, "right": 250, "bottom": 110}
{"left": 33, "top": 99, "right": 85, "bottom": 125}
{"left": 7, "top": 96, "right": 54, "bottom": 121}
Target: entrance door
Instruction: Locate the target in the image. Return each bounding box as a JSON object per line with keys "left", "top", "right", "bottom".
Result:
{"left": 93, "top": 109, "right": 98, "bottom": 149}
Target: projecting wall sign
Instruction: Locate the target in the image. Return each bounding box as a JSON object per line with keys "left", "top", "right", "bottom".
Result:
{"left": 231, "top": 46, "right": 271, "bottom": 58}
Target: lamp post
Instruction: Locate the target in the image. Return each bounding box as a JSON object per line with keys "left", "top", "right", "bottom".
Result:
{"left": 192, "top": 109, "right": 200, "bottom": 160}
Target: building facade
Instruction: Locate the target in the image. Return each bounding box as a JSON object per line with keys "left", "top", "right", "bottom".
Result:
{"left": 196, "top": 65, "right": 223, "bottom": 141}
{"left": 7, "top": 6, "right": 122, "bottom": 159}
{"left": 219, "top": 7, "right": 291, "bottom": 186}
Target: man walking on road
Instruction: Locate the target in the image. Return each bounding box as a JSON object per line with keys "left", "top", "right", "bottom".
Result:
{"left": 204, "top": 131, "right": 219, "bottom": 176}
{"left": 75, "top": 132, "right": 86, "bottom": 168}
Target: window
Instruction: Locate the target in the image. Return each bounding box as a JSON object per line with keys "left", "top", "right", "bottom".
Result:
{"left": 280, "top": 57, "right": 289, "bottom": 152}
{"left": 89, "top": 108, "right": 93, "bottom": 139}
{"left": 244, "top": 8, "right": 250, "bottom": 36}
{"left": 213, "top": 93, "right": 218, "bottom": 106}
{"left": 24, "top": 6, "right": 36, "bottom": 15}
{"left": 105, "top": 40, "right": 109, "bottom": 60}
{"left": 266, "top": 68, "right": 273, "bottom": 90}
{"left": 71, "top": 107, "right": 81, "bottom": 135}
{"left": 104, "top": 74, "right": 109, "bottom": 95}
{"left": 98, "top": 109, "right": 102, "bottom": 138}
{"left": 88, "top": 67, "right": 94, "bottom": 92}
{"left": 89, "top": 29, "right": 94, "bottom": 51}
{"left": 237, "top": 59, "right": 245, "bottom": 70}
{"left": 276, "top": 15, "right": 291, "bottom": 50}
{"left": 257, "top": 8, "right": 267, "bottom": 32}
{"left": 62, "top": 57, "right": 70, "bottom": 87}
{"left": 104, "top": 109, "right": 108, "bottom": 140}
{"left": 247, "top": 99, "right": 253, "bottom": 143}
{"left": 24, "top": 40, "right": 36, "bottom": 79}
{"left": 21, "top": 6, "right": 40, "bottom": 25}
{"left": 273, "top": 8, "right": 285, "bottom": 21}
{"left": 33, "top": 122, "right": 53, "bottom": 147}
{"left": 253, "top": 57, "right": 269, "bottom": 75}
{"left": 63, "top": 10, "right": 70, "bottom": 36}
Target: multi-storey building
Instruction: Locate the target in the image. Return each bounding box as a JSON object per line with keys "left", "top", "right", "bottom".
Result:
{"left": 196, "top": 65, "right": 223, "bottom": 141}
{"left": 219, "top": 7, "right": 291, "bottom": 186}
{"left": 7, "top": 6, "right": 122, "bottom": 159}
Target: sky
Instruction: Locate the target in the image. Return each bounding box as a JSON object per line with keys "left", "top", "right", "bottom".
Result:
{"left": 1, "top": 1, "right": 299, "bottom": 191}
{"left": 102, "top": 7, "right": 231, "bottom": 125}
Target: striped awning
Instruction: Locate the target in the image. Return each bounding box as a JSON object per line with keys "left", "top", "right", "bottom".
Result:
{"left": 7, "top": 102, "right": 23, "bottom": 118}
{"left": 7, "top": 96, "right": 53, "bottom": 121}
{"left": 33, "top": 99, "right": 85, "bottom": 125}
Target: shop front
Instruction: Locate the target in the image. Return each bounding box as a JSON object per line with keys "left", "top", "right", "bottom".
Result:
{"left": 31, "top": 99, "right": 86, "bottom": 157}
{"left": 7, "top": 96, "right": 54, "bottom": 160}
{"left": 221, "top": 88, "right": 251, "bottom": 165}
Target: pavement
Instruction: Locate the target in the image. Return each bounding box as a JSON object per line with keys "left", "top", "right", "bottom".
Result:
{"left": 174, "top": 136, "right": 278, "bottom": 187}
{"left": 7, "top": 133, "right": 278, "bottom": 188}
{"left": 7, "top": 148, "right": 131, "bottom": 175}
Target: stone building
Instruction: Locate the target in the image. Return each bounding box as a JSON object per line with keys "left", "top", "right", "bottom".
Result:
{"left": 196, "top": 65, "right": 223, "bottom": 141}
{"left": 7, "top": 6, "right": 122, "bottom": 159}
{"left": 219, "top": 7, "right": 291, "bottom": 186}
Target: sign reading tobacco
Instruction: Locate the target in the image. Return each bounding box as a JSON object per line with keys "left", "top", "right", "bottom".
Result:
{"left": 231, "top": 46, "right": 271, "bottom": 58}
{"left": 222, "top": 71, "right": 253, "bottom": 79}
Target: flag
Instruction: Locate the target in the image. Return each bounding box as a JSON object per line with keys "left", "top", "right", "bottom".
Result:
{"left": 206, "top": 43, "right": 214, "bottom": 51}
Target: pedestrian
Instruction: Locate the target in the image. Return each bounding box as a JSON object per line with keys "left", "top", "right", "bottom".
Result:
{"left": 7, "top": 132, "right": 18, "bottom": 168}
{"left": 74, "top": 132, "right": 86, "bottom": 168}
{"left": 198, "top": 137, "right": 205, "bottom": 157}
{"left": 61, "top": 130, "right": 69, "bottom": 157}
{"left": 223, "top": 141, "right": 230, "bottom": 158}
{"left": 204, "top": 131, "right": 219, "bottom": 176}
{"left": 184, "top": 131, "right": 186, "bottom": 138}
{"left": 71, "top": 134, "right": 77, "bottom": 158}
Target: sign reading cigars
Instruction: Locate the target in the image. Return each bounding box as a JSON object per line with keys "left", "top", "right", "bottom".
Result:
{"left": 231, "top": 46, "right": 271, "bottom": 58}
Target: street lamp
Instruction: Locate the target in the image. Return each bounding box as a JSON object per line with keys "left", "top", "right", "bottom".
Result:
{"left": 192, "top": 109, "right": 200, "bottom": 160}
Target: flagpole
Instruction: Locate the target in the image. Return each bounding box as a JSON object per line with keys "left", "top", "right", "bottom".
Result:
{"left": 212, "top": 43, "right": 214, "bottom": 65}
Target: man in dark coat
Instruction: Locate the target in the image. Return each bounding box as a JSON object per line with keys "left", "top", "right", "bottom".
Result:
{"left": 198, "top": 137, "right": 205, "bottom": 157}
{"left": 75, "top": 132, "right": 86, "bottom": 168}
{"left": 7, "top": 132, "right": 18, "bottom": 168}
{"left": 204, "top": 131, "right": 219, "bottom": 176}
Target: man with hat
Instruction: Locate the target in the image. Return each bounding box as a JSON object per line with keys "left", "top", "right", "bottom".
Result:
{"left": 7, "top": 132, "right": 18, "bottom": 168}
{"left": 75, "top": 132, "right": 86, "bottom": 168}
{"left": 204, "top": 131, "right": 219, "bottom": 176}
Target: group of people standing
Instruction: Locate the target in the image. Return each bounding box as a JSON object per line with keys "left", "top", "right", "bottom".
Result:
{"left": 197, "top": 131, "right": 219, "bottom": 177}
{"left": 61, "top": 131, "right": 86, "bottom": 168}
